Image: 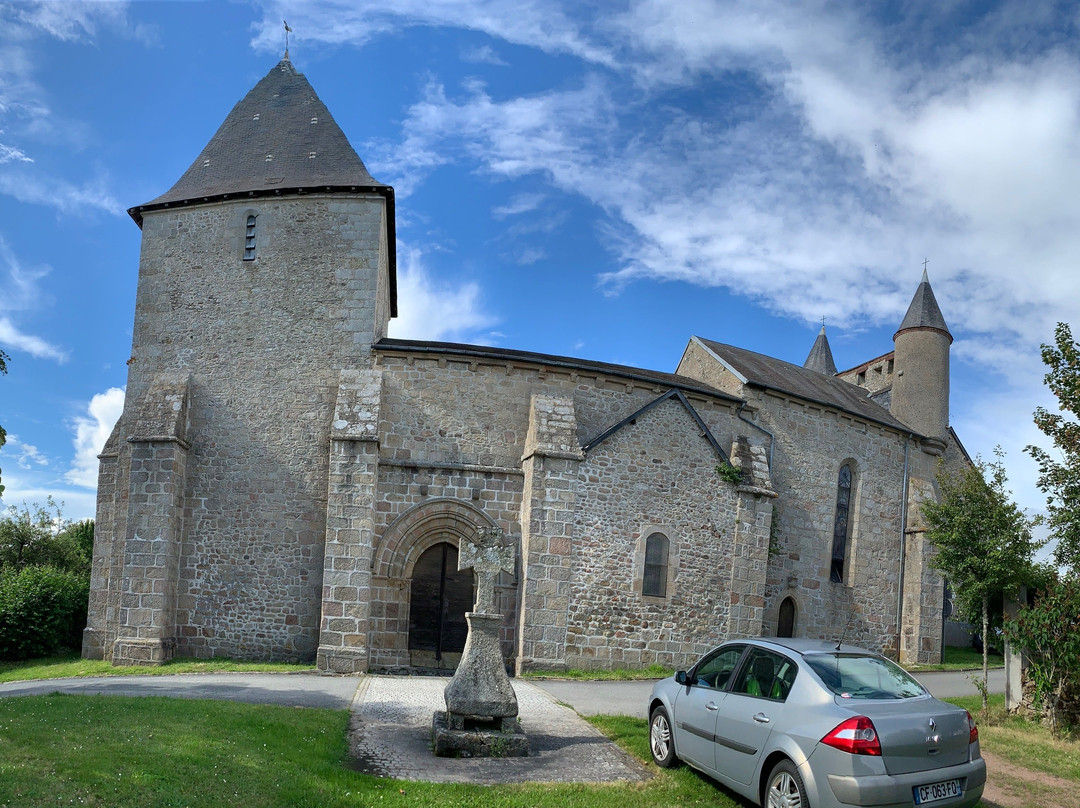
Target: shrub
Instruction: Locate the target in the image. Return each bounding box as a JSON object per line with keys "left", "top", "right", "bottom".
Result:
{"left": 1003, "top": 575, "right": 1080, "bottom": 736}
{"left": 0, "top": 565, "right": 90, "bottom": 661}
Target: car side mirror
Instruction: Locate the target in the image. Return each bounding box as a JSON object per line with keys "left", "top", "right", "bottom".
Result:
{"left": 675, "top": 670, "right": 689, "bottom": 686}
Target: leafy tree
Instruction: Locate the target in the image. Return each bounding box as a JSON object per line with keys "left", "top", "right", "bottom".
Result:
{"left": 0, "top": 347, "right": 8, "bottom": 497}
{"left": 922, "top": 451, "right": 1043, "bottom": 713}
{"left": 1027, "top": 322, "right": 1080, "bottom": 571}
{"left": 0, "top": 499, "right": 92, "bottom": 576}
{"left": 1003, "top": 575, "right": 1080, "bottom": 736}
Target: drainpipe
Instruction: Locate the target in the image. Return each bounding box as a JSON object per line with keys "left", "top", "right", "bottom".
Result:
{"left": 896, "top": 434, "right": 913, "bottom": 661}
{"left": 737, "top": 402, "right": 775, "bottom": 470}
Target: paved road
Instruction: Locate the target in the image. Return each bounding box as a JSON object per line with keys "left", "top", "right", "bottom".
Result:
{"left": 531, "top": 668, "right": 1006, "bottom": 718}
{"left": 0, "top": 667, "right": 1004, "bottom": 718}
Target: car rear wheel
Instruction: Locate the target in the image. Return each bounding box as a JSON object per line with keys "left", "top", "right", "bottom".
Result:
{"left": 766, "top": 759, "right": 807, "bottom": 808}
{"left": 649, "top": 706, "right": 678, "bottom": 768}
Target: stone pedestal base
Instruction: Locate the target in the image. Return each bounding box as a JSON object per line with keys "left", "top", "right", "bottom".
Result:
{"left": 431, "top": 710, "right": 529, "bottom": 758}
{"left": 444, "top": 612, "right": 517, "bottom": 718}
{"left": 81, "top": 627, "right": 106, "bottom": 660}
{"left": 112, "top": 637, "right": 175, "bottom": 666}
{"left": 317, "top": 645, "right": 368, "bottom": 674}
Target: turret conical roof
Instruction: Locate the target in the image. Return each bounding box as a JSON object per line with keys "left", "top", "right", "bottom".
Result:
{"left": 894, "top": 269, "right": 952, "bottom": 342}
{"left": 803, "top": 325, "right": 838, "bottom": 375}
{"left": 129, "top": 58, "right": 390, "bottom": 223}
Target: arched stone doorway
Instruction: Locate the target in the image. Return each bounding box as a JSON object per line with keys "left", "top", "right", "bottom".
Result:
{"left": 407, "top": 541, "right": 474, "bottom": 670}
{"left": 777, "top": 596, "right": 796, "bottom": 638}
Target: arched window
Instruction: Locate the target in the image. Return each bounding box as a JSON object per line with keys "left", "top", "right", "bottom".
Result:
{"left": 642, "top": 532, "right": 669, "bottom": 597}
{"left": 777, "top": 596, "right": 796, "bottom": 637}
{"left": 243, "top": 215, "right": 257, "bottom": 261}
{"left": 831, "top": 463, "right": 853, "bottom": 583}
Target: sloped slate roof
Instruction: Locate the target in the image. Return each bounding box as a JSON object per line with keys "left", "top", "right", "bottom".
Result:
{"left": 696, "top": 338, "right": 917, "bottom": 434}
{"left": 130, "top": 58, "right": 389, "bottom": 220}
{"left": 375, "top": 338, "right": 742, "bottom": 403}
{"left": 129, "top": 57, "right": 397, "bottom": 316}
{"left": 803, "top": 326, "right": 838, "bottom": 375}
{"left": 896, "top": 269, "right": 951, "bottom": 340}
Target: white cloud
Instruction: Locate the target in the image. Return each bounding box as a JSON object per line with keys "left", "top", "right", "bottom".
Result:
{"left": 462, "top": 44, "right": 508, "bottom": 66}
{"left": 0, "top": 140, "right": 32, "bottom": 164}
{"left": 250, "top": 1, "right": 613, "bottom": 66}
{"left": 492, "top": 192, "right": 545, "bottom": 218}
{"left": 0, "top": 170, "right": 124, "bottom": 215}
{"left": 359, "top": 3, "right": 1080, "bottom": 377}
{"left": 386, "top": 246, "right": 497, "bottom": 341}
{"left": 0, "top": 316, "right": 66, "bottom": 362}
{"left": 2, "top": 434, "right": 48, "bottom": 469}
{"left": 8, "top": 1, "right": 130, "bottom": 43}
{"left": 0, "top": 237, "right": 66, "bottom": 361}
{"left": 65, "top": 387, "right": 125, "bottom": 489}
{"left": 0, "top": 3, "right": 135, "bottom": 212}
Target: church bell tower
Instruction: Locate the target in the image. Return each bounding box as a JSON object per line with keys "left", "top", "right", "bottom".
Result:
{"left": 84, "top": 57, "right": 396, "bottom": 666}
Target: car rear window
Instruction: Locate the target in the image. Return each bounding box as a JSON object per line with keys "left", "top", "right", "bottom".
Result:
{"left": 804, "top": 653, "right": 926, "bottom": 699}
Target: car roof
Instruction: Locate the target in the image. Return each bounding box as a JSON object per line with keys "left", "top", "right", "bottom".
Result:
{"left": 734, "top": 637, "right": 877, "bottom": 657}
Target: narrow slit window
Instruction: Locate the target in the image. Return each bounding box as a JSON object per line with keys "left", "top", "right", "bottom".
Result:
{"left": 831, "top": 463, "right": 853, "bottom": 582}
{"left": 643, "top": 532, "right": 669, "bottom": 597}
{"left": 243, "top": 215, "right": 257, "bottom": 261}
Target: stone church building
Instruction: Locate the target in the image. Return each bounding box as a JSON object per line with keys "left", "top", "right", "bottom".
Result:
{"left": 83, "top": 59, "right": 966, "bottom": 673}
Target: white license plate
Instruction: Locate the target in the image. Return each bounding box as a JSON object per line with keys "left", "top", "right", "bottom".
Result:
{"left": 914, "top": 778, "right": 963, "bottom": 804}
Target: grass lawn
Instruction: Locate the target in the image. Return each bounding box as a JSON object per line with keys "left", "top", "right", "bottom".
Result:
{"left": 520, "top": 663, "right": 674, "bottom": 681}
{"left": 904, "top": 646, "right": 1005, "bottom": 673}
{"left": 0, "top": 689, "right": 1075, "bottom": 807}
{"left": 0, "top": 695, "right": 742, "bottom": 808}
{"left": 944, "top": 694, "right": 1080, "bottom": 782}
{"left": 0, "top": 653, "right": 314, "bottom": 684}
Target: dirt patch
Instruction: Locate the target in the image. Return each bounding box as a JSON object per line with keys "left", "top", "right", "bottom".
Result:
{"left": 979, "top": 750, "right": 1074, "bottom": 808}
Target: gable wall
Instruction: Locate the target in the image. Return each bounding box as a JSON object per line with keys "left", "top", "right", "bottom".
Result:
{"left": 747, "top": 389, "right": 909, "bottom": 656}
{"left": 566, "top": 397, "right": 750, "bottom": 670}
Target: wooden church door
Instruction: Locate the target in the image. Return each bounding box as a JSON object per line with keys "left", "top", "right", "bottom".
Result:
{"left": 777, "top": 596, "right": 796, "bottom": 638}
{"left": 408, "top": 542, "right": 474, "bottom": 670}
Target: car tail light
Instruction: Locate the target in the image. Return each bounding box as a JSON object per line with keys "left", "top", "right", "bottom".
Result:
{"left": 821, "top": 716, "right": 881, "bottom": 756}
{"left": 966, "top": 710, "right": 979, "bottom": 744}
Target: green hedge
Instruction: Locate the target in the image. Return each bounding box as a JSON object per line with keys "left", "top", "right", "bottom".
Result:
{"left": 0, "top": 565, "right": 89, "bottom": 661}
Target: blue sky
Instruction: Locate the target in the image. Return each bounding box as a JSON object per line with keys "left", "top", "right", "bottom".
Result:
{"left": 1, "top": 1, "right": 1078, "bottom": 553}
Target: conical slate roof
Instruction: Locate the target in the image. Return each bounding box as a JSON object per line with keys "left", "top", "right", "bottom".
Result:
{"left": 129, "top": 58, "right": 390, "bottom": 222}
{"left": 803, "top": 325, "right": 838, "bottom": 375}
{"left": 895, "top": 269, "right": 951, "bottom": 341}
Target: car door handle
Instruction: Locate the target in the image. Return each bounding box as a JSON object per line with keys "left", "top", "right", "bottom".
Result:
{"left": 753, "top": 712, "right": 770, "bottom": 724}
{"left": 706, "top": 702, "right": 719, "bottom": 711}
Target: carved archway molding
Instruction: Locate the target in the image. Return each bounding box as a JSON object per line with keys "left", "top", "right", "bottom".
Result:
{"left": 372, "top": 497, "right": 498, "bottom": 580}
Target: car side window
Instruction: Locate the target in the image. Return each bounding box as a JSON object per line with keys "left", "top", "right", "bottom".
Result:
{"left": 731, "top": 648, "right": 796, "bottom": 701}
{"left": 692, "top": 645, "right": 745, "bottom": 690}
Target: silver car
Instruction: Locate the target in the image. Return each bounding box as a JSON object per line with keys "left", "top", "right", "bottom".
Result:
{"left": 648, "top": 638, "right": 985, "bottom": 808}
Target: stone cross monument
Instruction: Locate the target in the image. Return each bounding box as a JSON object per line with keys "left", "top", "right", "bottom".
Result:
{"left": 433, "top": 526, "right": 528, "bottom": 757}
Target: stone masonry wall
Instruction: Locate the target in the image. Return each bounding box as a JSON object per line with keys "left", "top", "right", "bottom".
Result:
{"left": 370, "top": 349, "right": 752, "bottom": 671}
{"left": 740, "top": 389, "right": 910, "bottom": 657}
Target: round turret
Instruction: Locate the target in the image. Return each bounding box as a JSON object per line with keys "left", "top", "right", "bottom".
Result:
{"left": 890, "top": 270, "right": 951, "bottom": 452}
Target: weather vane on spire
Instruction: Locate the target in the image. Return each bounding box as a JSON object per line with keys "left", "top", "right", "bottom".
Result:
{"left": 284, "top": 20, "right": 292, "bottom": 60}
